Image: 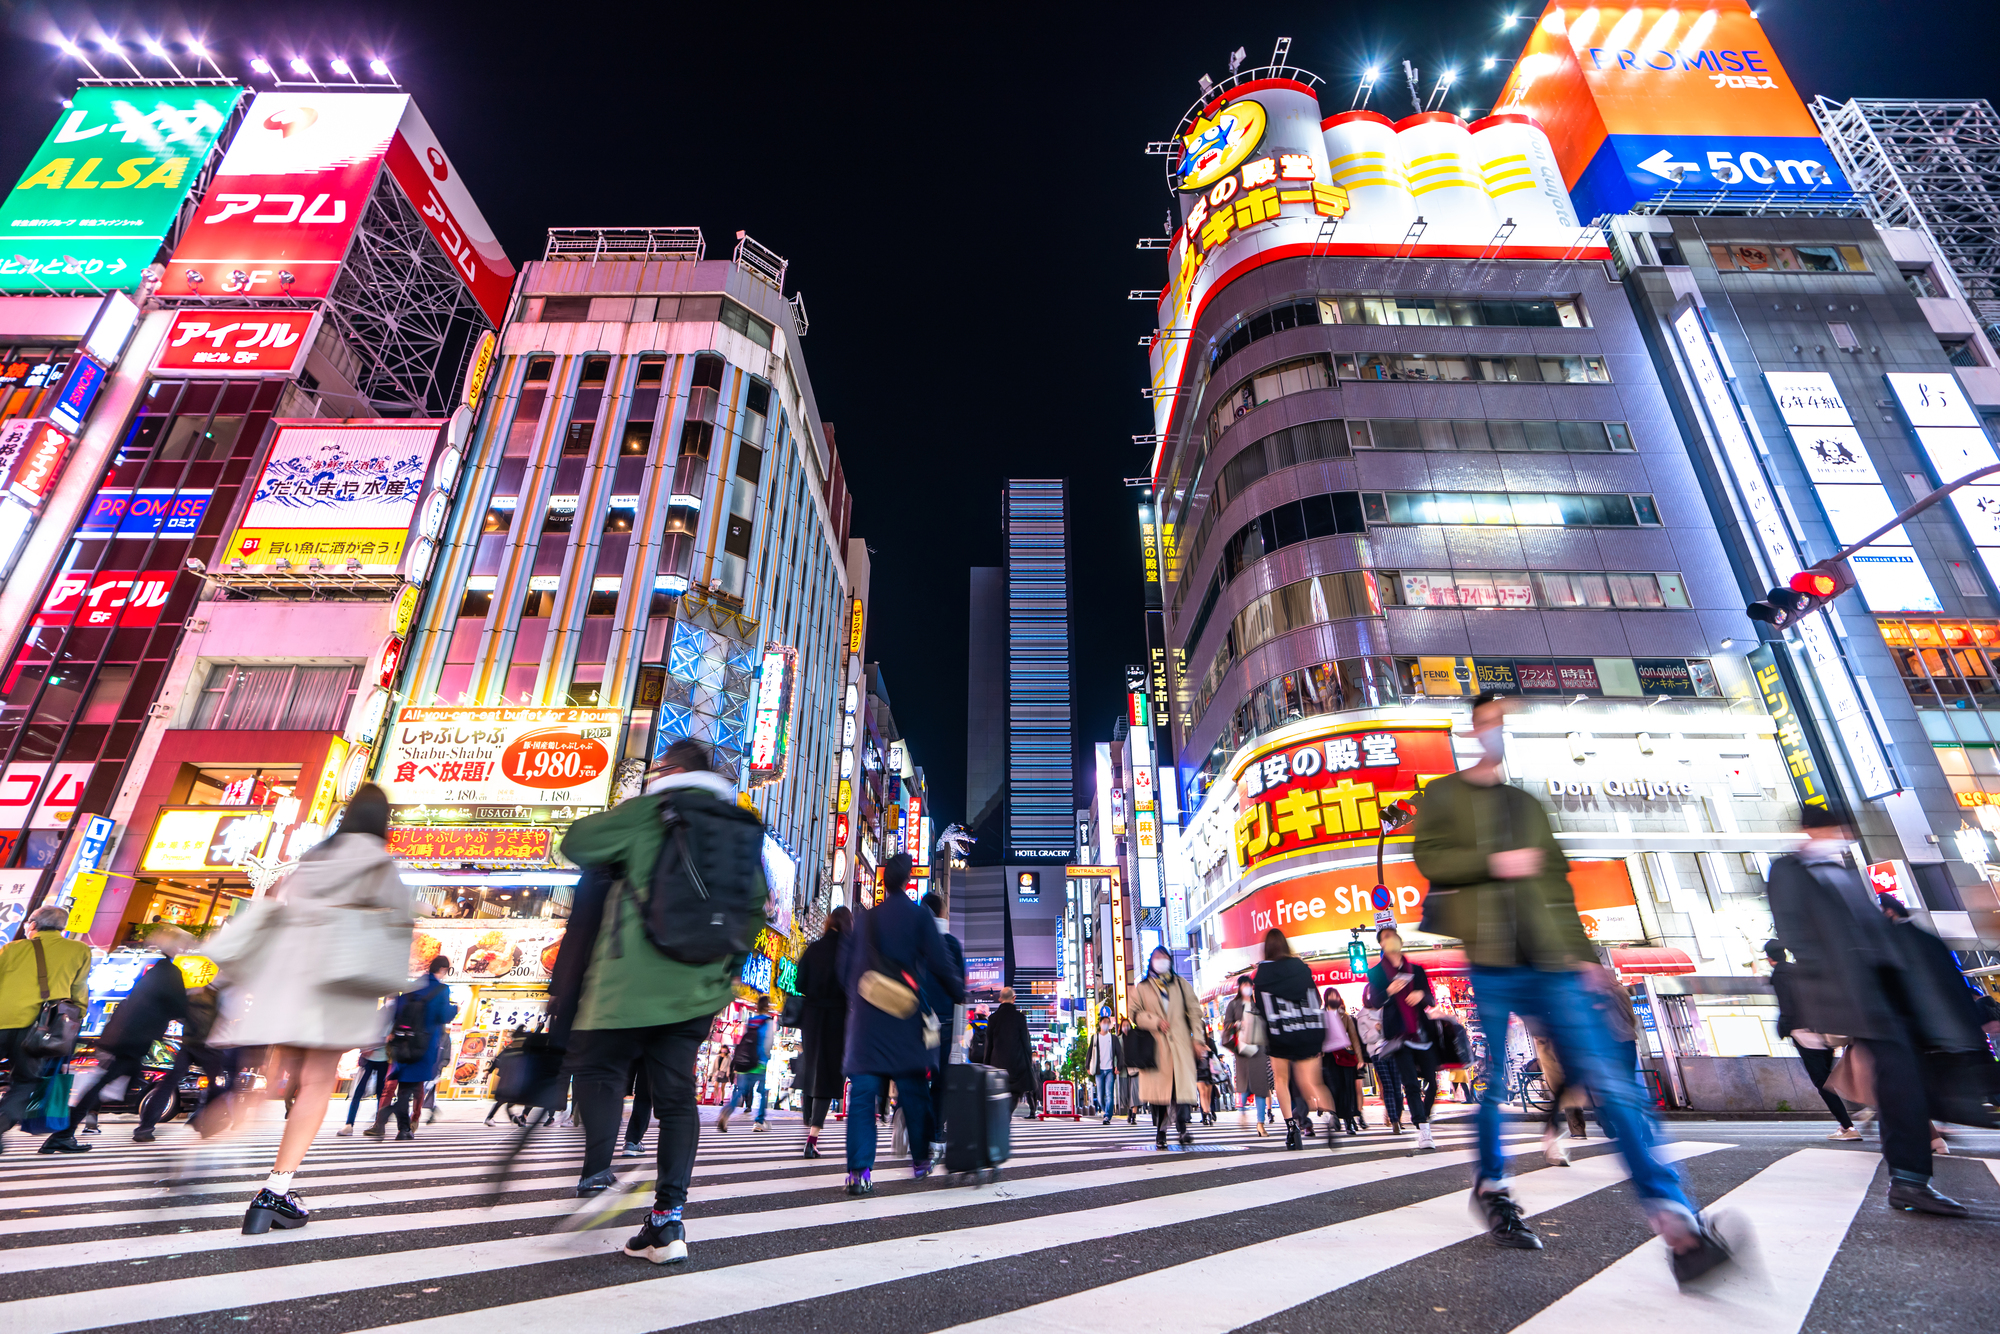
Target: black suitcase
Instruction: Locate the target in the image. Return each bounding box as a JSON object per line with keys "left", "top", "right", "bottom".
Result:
{"left": 942, "top": 1062, "right": 1011, "bottom": 1181}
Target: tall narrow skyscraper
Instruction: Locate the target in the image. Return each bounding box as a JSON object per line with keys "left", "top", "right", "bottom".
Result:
{"left": 1004, "top": 479, "right": 1076, "bottom": 863}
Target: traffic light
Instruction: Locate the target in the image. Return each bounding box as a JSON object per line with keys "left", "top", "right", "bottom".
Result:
{"left": 1747, "top": 561, "right": 1853, "bottom": 631}
{"left": 1346, "top": 938, "right": 1368, "bottom": 973}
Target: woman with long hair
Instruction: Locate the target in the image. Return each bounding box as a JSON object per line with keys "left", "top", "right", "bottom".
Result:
{"left": 1322, "top": 987, "right": 1367, "bottom": 1134}
{"left": 794, "top": 905, "right": 851, "bottom": 1158}
{"left": 1253, "top": 929, "right": 1338, "bottom": 1150}
{"left": 209, "top": 784, "right": 412, "bottom": 1234}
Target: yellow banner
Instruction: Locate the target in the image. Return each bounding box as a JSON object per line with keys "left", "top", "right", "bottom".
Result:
{"left": 226, "top": 527, "right": 408, "bottom": 569}
{"left": 66, "top": 870, "right": 108, "bottom": 933}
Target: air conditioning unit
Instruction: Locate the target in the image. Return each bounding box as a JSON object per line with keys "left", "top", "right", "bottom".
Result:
{"left": 147, "top": 703, "right": 174, "bottom": 720}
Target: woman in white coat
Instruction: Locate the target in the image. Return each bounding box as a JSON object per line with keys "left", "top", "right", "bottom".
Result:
{"left": 210, "top": 784, "right": 414, "bottom": 1235}
{"left": 1128, "top": 945, "right": 1207, "bottom": 1150}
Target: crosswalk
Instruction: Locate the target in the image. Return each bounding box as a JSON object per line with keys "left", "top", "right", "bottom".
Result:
{"left": 1, "top": 1104, "right": 1994, "bottom": 1334}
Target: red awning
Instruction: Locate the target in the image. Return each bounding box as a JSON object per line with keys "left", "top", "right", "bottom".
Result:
{"left": 1607, "top": 946, "right": 1696, "bottom": 976}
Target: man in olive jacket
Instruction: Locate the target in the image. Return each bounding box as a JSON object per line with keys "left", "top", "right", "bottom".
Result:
{"left": 558, "top": 739, "right": 765, "bottom": 1266}
{"left": 0, "top": 905, "right": 92, "bottom": 1148}
{"left": 1413, "top": 694, "right": 1727, "bottom": 1282}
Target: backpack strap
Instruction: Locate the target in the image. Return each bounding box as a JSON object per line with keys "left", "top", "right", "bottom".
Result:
{"left": 32, "top": 936, "right": 50, "bottom": 1000}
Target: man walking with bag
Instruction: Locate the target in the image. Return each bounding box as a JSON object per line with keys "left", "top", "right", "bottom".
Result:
{"left": 1413, "top": 693, "right": 1731, "bottom": 1281}
{"left": 559, "top": 740, "right": 767, "bottom": 1264}
{"left": 716, "top": 995, "right": 772, "bottom": 1132}
{"left": 0, "top": 905, "right": 91, "bottom": 1151}
{"left": 41, "top": 927, "right": 196, "bottom": 1153}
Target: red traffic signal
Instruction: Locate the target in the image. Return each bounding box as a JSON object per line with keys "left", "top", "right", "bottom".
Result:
{"left": 1748, "top": 561, "right": 1853, "bottom": 632}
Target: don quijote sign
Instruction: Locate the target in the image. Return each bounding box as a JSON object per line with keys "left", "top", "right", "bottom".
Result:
{"left": 1545, "top": 776, "right": 1696, "bottom": 802}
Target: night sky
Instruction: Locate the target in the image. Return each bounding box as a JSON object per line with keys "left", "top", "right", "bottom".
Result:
{"left": 1, "top": 1, "right": 1995, "bottom": 837}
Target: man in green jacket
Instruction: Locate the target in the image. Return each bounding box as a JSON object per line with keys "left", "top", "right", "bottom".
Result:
{"left": 0, "top": 905, "right": 93, "bottom": 1149}
{"left": 560, "top": 738, "right": 763, "bottom": 1266}
{"left": 1412, "top": 693, "right": 1729, "bottom": 1283}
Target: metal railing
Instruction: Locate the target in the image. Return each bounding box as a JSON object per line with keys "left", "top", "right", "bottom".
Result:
{"left": 542, "top": 227, "right": 706, "bottom": 264}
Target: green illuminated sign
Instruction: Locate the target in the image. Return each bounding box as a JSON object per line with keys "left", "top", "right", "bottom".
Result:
{"left": 0, "top": 86, "right": 243, "bottom": 293}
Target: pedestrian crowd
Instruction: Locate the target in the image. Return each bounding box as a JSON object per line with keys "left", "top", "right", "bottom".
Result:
{"left": 1, "top": 704, "right": 1995, "bottom": 1284}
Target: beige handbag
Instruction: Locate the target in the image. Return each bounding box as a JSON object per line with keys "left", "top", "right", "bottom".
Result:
{"left": 857, "top": 907, "right": 918, "bottom": 1019}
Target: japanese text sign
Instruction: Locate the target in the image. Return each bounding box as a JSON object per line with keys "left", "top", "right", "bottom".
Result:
{"left": 1230, "top": 721, "right": 1455, "bottom": 872}
{"left": 154, "top": 309, "right": 319, "bottom": 375}
{"left": 379, "top": 706, "right": 622, "bottom": 808}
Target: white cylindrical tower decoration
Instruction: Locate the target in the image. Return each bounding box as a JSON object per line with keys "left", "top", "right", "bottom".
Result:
{"left": 1470, "top": 113, "right": 1579, "bottom": 230}
{"left": 1394, "top": 112, "right": 1499, "bottom": 237}
{"left": 1320, "top": 110, "right": 1415, "bottom": 244}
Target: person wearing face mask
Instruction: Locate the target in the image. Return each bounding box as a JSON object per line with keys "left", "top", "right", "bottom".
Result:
{"left": 1085, "top": 1015, "right": 1123, "bottom": 1124}
{"left": 1129, "top": 946, "right": 1206, "bottom": 1149}
{"left": 1413, "top": 693, "right": 1732, "bottom": 1282}
{"left": 1222, "top": 973, "right": 1273, "bottom": 1135}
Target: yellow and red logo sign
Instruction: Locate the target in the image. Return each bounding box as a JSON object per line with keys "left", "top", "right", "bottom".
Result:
{"left": 1177, "top": 97, "right": 1268, "bottom": 191}
{"left": 1230, "top": 721, "right": 1455, "bottom": 873}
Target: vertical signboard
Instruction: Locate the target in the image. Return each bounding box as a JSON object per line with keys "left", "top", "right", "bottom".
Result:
{"left": 0, "top": 86, "right": 242, "bottom": 292}
{"left": 1884, "top": 372, "right": 2000, "bottom": 593}
{"left": 1673, "top": 303, "right": 1895, "bottom": 799}
{"left": 1748, "top": 645, "right": 1834, "bottom": 815}
{"left": 748, "top": 644, "right": 797, "bottom": 789}
{"left": 1495, "top": 0, "right": 1847, "bottom": 219}
{"left": 1764, "top": 371, "right": 1941, "bottom": 612}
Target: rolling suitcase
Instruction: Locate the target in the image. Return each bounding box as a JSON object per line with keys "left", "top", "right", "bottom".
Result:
{"left": 942, "top": 1062, "right": 1011, "bottom": 1182}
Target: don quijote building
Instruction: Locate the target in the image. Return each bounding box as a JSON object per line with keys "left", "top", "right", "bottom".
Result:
{"left": 1134, "top": 45, "right": 1825, "bottom": 1037}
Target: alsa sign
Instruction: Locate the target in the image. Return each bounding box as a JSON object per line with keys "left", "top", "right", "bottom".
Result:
{"left": 1231, "top": 722, "right": 1455, "bottom": 873}
{"left": 156, "top": 93, "right": 513, "bottom": 323}
{"left": 154, "top": 309, "right": 318, "bottom": 375}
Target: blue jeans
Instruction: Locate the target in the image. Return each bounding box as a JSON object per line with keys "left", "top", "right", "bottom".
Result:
{"left": 846, "top": 1073, "right": 933, "bottom": 1172}
{"left": 1470, "top": 966, "right": 1691, "bottom": 1216}
{"left": 725, "top": 1071, "right": 766, "bottom": 1122}
{"left": 1095, "top": 1069, "right": 1116, "bottom": 1115}
{"left": 345, "top": 1060, "right": 388, "bottom": 1125}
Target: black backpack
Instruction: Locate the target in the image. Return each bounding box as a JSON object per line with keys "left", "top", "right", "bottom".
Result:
{"left": 386, "top": 989, "right": 431, "bottom": 1065}
{"left": 729, "top": 1017, "right": 766, "bottom": 1073}
{"left": 640, "top": 788, "right": 766, "bottom": 964}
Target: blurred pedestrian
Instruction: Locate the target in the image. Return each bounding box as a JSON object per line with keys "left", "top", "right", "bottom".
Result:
{"left": 209, "top": 784, "right": 412, "bottom": 1235}
{"left": 1356, "top": 998, "right": 1403, "bottom": 1132}
{"left": 366, "top": 957, "right": 456, "bottom": 1139}
{"left": 1086, "top": 1014, "right": 1123, "bottom": 1125}
{"left": 1323, "top": 988, "right": 1366, "bottom": 1134}
{"left": 716, "top": 994, "right": 773, "bottom": 1131}
{"left": 558, "top": 738, "right": 767, "bottom": 1264}
{"left": 341, "top": 1037, "right": 391, "bottom": 1135}
{"left": 1415, "top": 693, "right": 1730, "bottom": 1280}
{"left": 0, "top": 905, "right": 91, "bottom": 1151}
{"left": 840, "top": 854, "right": 963, "bottom": 1194}
{"left": 1255, "top": 931, "right": 1337, "bottom": 1150}
{"left": 1222, "top": 972, "right": 1273, "bottom": 1135}
{"left": 795, "top": 906, "right": 850, "bottom": 1159}
{"left": 1766, "top": 939, "right": 1857, "bottom": 1140}
{"left": 1362, "top": 928, "right": 1441, "bottom": 1151}
{"left": 920, "top": 891, "right": 966, "bottom": 1153}
{"left": 42, "top": 927, "right": 195, "bottom": 1153}
{"left": 985, "top": 988, "right": 1037, "bottom": 1117}
{"left": 1129, "top": 945, "right": 1206, "bottom": 1149}
{"left": 1878, "top": 894, "right": 1997, "bottom": 1153}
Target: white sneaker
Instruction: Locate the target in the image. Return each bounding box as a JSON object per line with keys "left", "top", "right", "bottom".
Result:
{"left": 1415, "top": 1123, "right": 1436, "bottom": 1152}
{"left": 1541, "top": 1126, "right": 1570, "bottom": 1165}
{"left": 1827, "top": 1128, "right": 1861, "bottom": 1141}
{"left": 335, "top": 1125, "right": 354, "bottom": 1138}
{"left": 752, "top": 1122, "right": 769, "bottom": 1133}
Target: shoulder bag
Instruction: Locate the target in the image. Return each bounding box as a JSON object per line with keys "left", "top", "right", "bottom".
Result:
{"left": 321, "top": 904, "right": 416, "bottom": 995}
{"left": 20, "top": 939, "right": 84, "bottom": 1060}
{"left": 855, "top": 907, "right": 918, "bottom": 1020}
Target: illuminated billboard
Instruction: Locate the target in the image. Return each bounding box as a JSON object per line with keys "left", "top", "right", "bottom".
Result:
{"left": 379, "top": 706, "right": 623, "bottom": 809}
{"left": 158, "top": 93, "right": 513, "bottom": 322}
{"left": 226, "top": 420, "right": 445, "bottom": 572}
{"left": 1495, "top": 1, "right": 1847, "bottom": 218}
{"left": 154, "top": 309, "right": 320, "bottom": 376}
{"left": 0, "top": 86, "right": 242, "bottom": 293}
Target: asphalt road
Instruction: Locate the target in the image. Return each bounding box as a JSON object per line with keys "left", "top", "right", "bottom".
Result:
{"left": 0, "top": 1101, "right": 1993, "bottom": 1333}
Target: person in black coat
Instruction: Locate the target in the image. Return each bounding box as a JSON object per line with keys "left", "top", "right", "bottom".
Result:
{"left": 1877, "top": 896, "right": 1998, "bottom": 1130}
{"left": 43, "top": 928, "right": 193, "bottom": 1153}
{"left": 794, "top": 906, "right": 851, "bottom": 1159}
{"left": 1362, "top": 927, "right": 1442, "bottom": 1150}
{"left": 1765, "top": 807, "right": 1968, "bottom": 1217}
{"left": 838, "top": 855, "right": 963, "bottom": 1193}
{"left": 920, "top": 892, "right": 966, "bottom": 1152}
{"left": 1765, "top": 939, "right": 1856, "bottom": 1137}
{"left": 983, "top": 990, "right": 1037, "bottom": 1115}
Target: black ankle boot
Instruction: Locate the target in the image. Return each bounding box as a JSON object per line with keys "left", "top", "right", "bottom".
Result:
{"left": 1154, "top": 1123, "right": 1168, "bottom": 1149}
{"left": 1285, "top": 1119, "right": 1303, "bottom": 1150}
{"left": 242, "top": 1187, "right": 309, "bottom": 1235}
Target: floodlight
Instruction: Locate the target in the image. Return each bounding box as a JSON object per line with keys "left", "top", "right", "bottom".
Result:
{"left": 250, "top": 57, "right": 271, "bottom": 73}
{"left": 370, "top": 58, "right": 389, "bottom": 75}
{"left": 331, "top": 58, "right": 350, "bottom": 74}
{"left": 289, "top": 56, "right": 310, "bottom": 74}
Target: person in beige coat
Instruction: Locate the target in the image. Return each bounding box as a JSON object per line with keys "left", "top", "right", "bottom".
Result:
{"left": 206, "top": 785, "right": 413, "bottom": 1237}
{"left": 1129, "top": 945, "right": 1207, "bottom": 1149}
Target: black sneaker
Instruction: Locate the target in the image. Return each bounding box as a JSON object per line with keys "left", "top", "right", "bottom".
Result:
{"left": 132, "top": 1128, "right": 156, "bottom": 1143}
{"left": 622, "top": 1217, "right": 688, "bottom": 1264}
{"left": 1474, "top": 1186, "right": 1543, "bottom": 1250}
{"left": 844, "top": 1171, "right": 873, "bottom": 1196}
{"left": 242, "top": 1187, "right": 309, "bottom": 1235}
{"left": 38, "top": 1136, "right": 91, "bottom": 1154}
{"left": 576, "top": 1169, "right": 618, "bottom": 1196}
{"left": 1667, "top": 1214, "right": 1734, "bottom": 1284}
